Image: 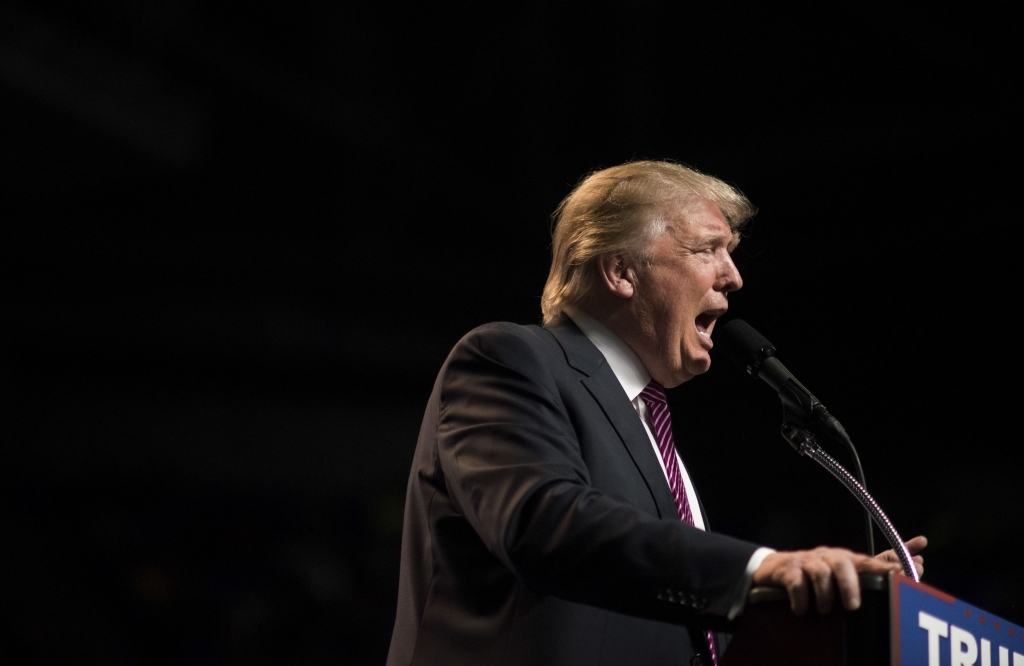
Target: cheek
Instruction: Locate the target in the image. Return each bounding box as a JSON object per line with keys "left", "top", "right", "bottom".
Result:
{"left": 676, "top": 288, "right": 708, "bottom": 326}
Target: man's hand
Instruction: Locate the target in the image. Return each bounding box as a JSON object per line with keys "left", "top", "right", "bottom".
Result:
{"left": 876, "top": 535, "right": 927, "bottom": 579}
{"left": 752, "top": 547, "right": 902, "bottom": 616}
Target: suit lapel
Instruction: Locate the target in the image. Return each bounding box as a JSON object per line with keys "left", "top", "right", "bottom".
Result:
{"left": 546, "top": 318, "right": 680, "bottom": 521}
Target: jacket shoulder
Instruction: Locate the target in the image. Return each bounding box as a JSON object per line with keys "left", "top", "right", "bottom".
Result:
{"left": 438, "top": 322, "right": 575, "bottom": 393}
{"left": 452, "top": 322, "right": 561, "bottom": 364}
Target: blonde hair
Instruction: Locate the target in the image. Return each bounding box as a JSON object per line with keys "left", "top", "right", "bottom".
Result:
{"left": 540, "top": 160, "right": 756, "bottom": 324}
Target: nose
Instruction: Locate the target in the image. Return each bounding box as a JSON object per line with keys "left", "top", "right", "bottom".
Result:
{"left": 717, "top": 253, "right": 743, "bottom": 293}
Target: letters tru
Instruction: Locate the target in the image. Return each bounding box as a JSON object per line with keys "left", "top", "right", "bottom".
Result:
{"left": 920, "top": 611, "right": 1023, "bottom": 666}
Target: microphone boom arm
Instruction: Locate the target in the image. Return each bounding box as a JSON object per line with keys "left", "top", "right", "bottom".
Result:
{"left": 780, "top": 420, "right": 919, "bottom": 581}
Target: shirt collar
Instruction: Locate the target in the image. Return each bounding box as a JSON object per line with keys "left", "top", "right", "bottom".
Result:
{"left": 564, "top": 306, "right": 651, "bottom": 401}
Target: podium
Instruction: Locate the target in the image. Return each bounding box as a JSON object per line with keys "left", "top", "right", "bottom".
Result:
{"left": 721, "top": 573, "right": 1024, "bottom": 666}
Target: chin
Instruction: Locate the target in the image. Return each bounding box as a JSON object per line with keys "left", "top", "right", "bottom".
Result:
{"left": 683, "top": 353, "right": 712, "bottom": 378}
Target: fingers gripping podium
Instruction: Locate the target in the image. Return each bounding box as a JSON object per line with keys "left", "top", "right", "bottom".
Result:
{"left": 721, "top": 574, "right": 1024, "bottom": 666}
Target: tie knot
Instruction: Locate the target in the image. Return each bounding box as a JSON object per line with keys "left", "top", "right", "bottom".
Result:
{"left": 639, "top": 380, "right": 667, "bottom": 406}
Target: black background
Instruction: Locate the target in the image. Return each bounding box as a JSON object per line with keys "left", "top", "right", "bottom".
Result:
{"left": 2, "top": 2, "right": 1020, "bottom": 664}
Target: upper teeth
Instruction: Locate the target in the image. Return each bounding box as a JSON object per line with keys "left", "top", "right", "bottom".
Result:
{"left": 697, "top": 331, "right": 710, "bottom": 338}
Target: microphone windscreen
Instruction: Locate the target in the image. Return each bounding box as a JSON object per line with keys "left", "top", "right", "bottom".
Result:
{"left": 716, "top": 319, "right": 776, "bottom": 373}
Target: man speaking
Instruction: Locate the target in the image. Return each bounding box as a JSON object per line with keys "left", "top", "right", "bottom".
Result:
{"left": 386, "top": 161, "right": 924, "bottom": 665}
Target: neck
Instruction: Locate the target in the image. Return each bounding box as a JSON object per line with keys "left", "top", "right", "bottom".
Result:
{"left": 573, "top": 292, "right": 640, "bottom": 353}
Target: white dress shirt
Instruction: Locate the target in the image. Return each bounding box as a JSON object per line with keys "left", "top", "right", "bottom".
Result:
{"left": 564, "top": 307, "right": 772, "bottom": 619}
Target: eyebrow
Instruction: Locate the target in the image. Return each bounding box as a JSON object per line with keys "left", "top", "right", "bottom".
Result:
{"left": 693, "top": 232, "right": 734, "bottom": 250}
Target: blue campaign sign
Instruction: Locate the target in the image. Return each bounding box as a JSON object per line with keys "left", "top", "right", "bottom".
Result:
{"left": 893, "top": 575, "right": 1024, "bottom": 666}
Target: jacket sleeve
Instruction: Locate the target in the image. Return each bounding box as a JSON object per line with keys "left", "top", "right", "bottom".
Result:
{"left": 435, "top": 323, "right": 760, "bottom": 627}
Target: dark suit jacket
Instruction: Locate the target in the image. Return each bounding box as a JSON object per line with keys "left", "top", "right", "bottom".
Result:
{"left": 387, "top": 318, "right": 761, "bottom": 666}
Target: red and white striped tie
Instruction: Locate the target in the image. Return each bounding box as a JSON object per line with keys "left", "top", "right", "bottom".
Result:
{"left": 640, "top": 380, "right": 718, "bottom": 666}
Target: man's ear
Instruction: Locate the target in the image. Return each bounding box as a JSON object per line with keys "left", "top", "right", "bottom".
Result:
{"left": 596, "top": 254, "right": 636, "bottom": 299}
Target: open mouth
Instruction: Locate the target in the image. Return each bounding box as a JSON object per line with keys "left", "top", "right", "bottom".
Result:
{"left": 694, "top": 308, "right": 726, "bottom": 342}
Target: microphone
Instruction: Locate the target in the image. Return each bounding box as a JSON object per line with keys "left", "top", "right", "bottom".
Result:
{"left": 716, "top": 319, "right": 851, "bottom": 446}
{"left": 717, "top": 318, "right": 883, "bottom": 556}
